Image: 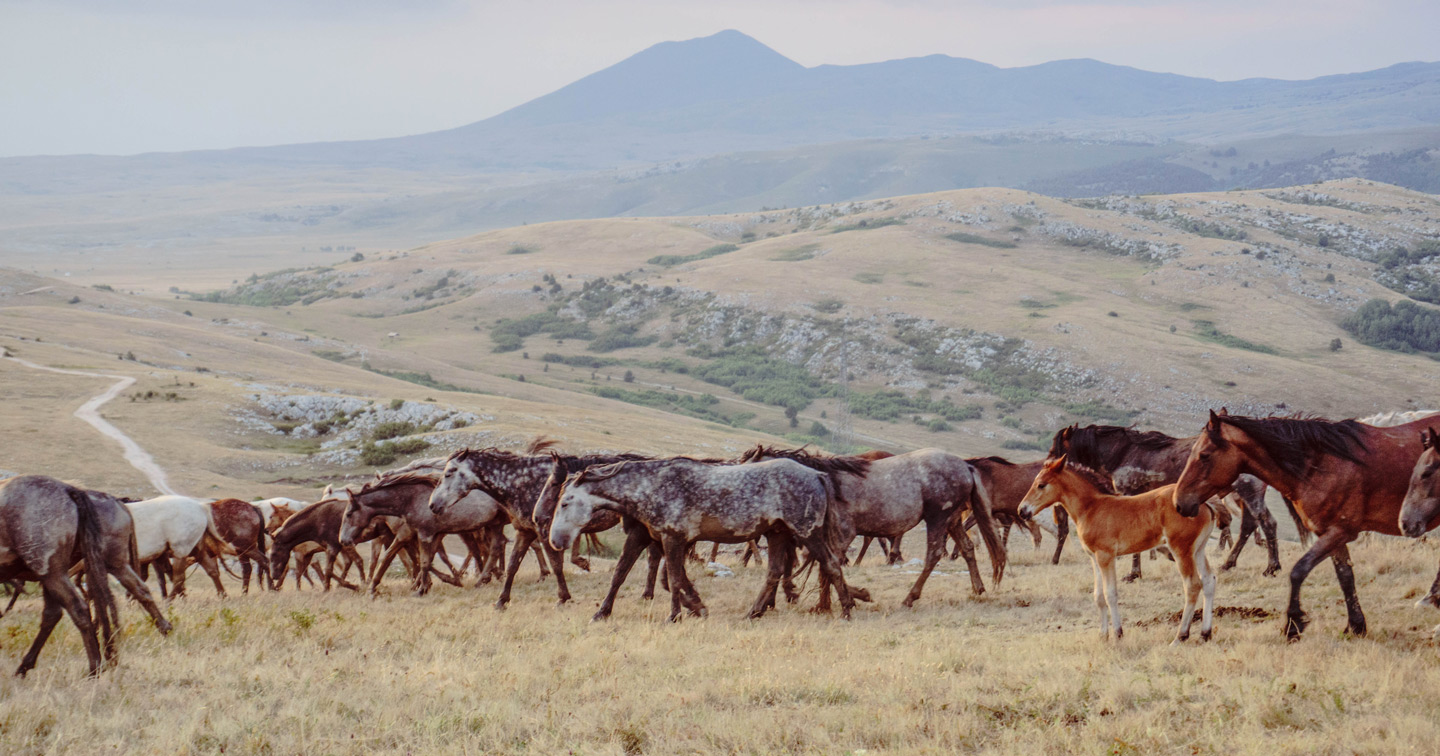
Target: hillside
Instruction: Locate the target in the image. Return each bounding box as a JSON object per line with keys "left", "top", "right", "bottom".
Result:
{"left": 4, "top": 179, "right": 1438, "bottom": 497}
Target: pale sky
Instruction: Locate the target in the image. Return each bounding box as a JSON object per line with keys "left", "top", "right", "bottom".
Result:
{"left": 1, "top": 0, "right": 1436, "bottom": 157}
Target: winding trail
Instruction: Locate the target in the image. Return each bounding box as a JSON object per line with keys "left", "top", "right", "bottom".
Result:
{"left": 4, "top": 356, "right": 178, "bottom": 495}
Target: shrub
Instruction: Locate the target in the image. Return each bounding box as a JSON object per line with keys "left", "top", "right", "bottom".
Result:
{"left": 1341, "top": 298, "right": 1440, "bottom": 353}
{"left": 389, "top": 399, "right": 405, "bottom": 410}
{"left": 647, "top": 244, "right": 738, "bottom": 267}
{"left": 623, "top": 370, "right": 635, "bottom": 383}
{"left": 371, "top": 421, "right": 416, "bottom": 441}
{"left": 812, "top": 298, "right": 844, "bottom": 314}
{"left": 945, "top": 232, "right": 1017, "bottom": 249}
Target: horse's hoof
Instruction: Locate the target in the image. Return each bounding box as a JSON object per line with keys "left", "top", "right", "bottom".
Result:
{"left": 851, "top": 587, "right": 873, "bottom": 603}
{"left": 1200, "top": 629, "right": 1213, "bottom": 642}
{"left": 1345, "top": 623, "right": 1367, "bottom": 638}
{"left": 641, "top": 592, "right": 655, "bottom": 601}
{"left": 810, "top": 605, "right": 833, "bottom": 615}
{"left": 573, "top": 558, "right": 591, "bottom": 572}
{"left": 1283, "top": 612, "right": 1308, "bottom": 641}
{"left": 1122, "top": 574, "right": 1140, "bottom": 584}
{"left": 493, "top": 601, "right": 509, "bottom": 612}
{"left": 156, "top": 620, "right": 174, "bottom": 636}
{"left": 839, "top": 609, "right": 853, "bottom": 621}
{"left": 901, "top": 597, "right": 917, "bottom": 609}
{"left": 1170, "top": 637, "right": 1186, "bottom": 647}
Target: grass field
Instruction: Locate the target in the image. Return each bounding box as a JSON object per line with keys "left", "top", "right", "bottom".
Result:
{"left": 3, "top": 531, "right": 1440, "bottom": 755}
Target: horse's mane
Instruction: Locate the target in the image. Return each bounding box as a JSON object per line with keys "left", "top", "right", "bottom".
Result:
{"left": 558, "top": 451, "right": 652, "bottom": 475}
{"left": 967, "top": 455, "right": 1015, "bottom": 467}
{"left": 525, "top": 437, "right": 560, "bottom": 455}
{"left": 855, "top": 449, "right": 895, "bottom": 461}
{"left": 1214, "top": 414, "right": 1368, "bottom": 479}
{"left": 1060, "top": 460, "right": 1118, "bottom": 493}
{"left": 1051, "top": 424, "right": 1180, "bottom": 472}
{"left": 359, "top": 471, "right": 439, "bottom": 495}
{"left": 736, "top": 444, "right": 871, "bottom": 477}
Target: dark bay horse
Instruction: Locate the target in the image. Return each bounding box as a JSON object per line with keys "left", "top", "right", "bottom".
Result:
{"left": 1049, "top": 424, "right": 1290, "bottom": 579}
{"left": 267, "top": 498, "right": 371, "bottom": 591}
{"left": 549, "top": 457, "right": 858, "bottom": 620}
{"left": 1399, "top": 427, "right": 1440, "bottom": 613}
{"left": 427, "top": 443, "right": 652, "bottom": 609}
{"left": 0, "top": 475, "right": 171, "bottom": 676}
{"left": 1175, "top": 410, "right": 1438, "bottom": 640}
{"left": 962, "top": 456, "right": 1069, "bottom": 565}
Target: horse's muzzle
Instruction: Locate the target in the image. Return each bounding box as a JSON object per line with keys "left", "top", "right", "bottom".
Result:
{"left": 1173, "top": 492, "right": 1204, "bottom": 518}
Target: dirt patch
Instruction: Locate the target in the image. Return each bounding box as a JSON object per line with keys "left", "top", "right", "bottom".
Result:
{"left": 1136, "top": 606, "right": 1274, "bottom": 626}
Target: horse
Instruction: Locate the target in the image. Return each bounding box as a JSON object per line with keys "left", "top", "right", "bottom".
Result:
{"left": 427, "top": 442, "right": 651, "bottom": 610}
{"left": 1174, "top": 409, "right": 1437, "bottom": 640}
{"left": 206, "top": 499, "right": 271, "bottom": 593}
{"left": 267, "top": 497, "right": 372, "bottom": 591}
{"left": 1401, "top": 426, "right": 1440, "bottom": 618}
{"left": 128, "top": 495, "right": 230, "bottom": 598}
{"left": 961, "top": 456, "right": 1070, "bottom": 565}
{"left": 738, "top": 445, "right": 1005, "bottom": 607}
{"left": 335, "top": 472, "right": 504, "bottom": 595}
{"left": 549, "top": 457, "right": 858, "bottom": 620}
{"left": 1048, "top": 424, "right": 1290, "bottom": 579}
{"left": 0, "top": 475, "right": 172, "bottom": 676}
{"left": 251, "top": 497, "right": 302, "bottom": 533}
{"left": 1019, "top": 456, "right": 1217, "bottom": 644}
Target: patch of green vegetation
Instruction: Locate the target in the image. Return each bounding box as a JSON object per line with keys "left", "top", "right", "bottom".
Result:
{"left": 770, "top": 244, "right": 820, "bottom": 262}
{"left": 371, "top": 421, "right": 417, "bottom": 441}
{"left": 591, "top": 387, "right": 739, "bottom": 426}
{"left": 687, "top": 345, "right": 833, "bottom": 412}
{"left": 647, "top": 244, "right": 739, "bottom": 267}
{"left": 365, "top": 367, "right": 486, "bottom": 394}
{"left": 1178, "top": 302, "right": 1212, "bottom": 312}
{"left": 848, "top": 390, "right": 983, "bottom": 423}
{"left": 311, "top": 349, "right": 349, "bottom": 363}
{"left": 1192, "top": 320, "right": 1279, "bottom": 355}
{"left": 588, "top": 324, "right": 658, "bottom": 353}
{"left": 854, "top": 272, "right": 884, "bottom": 285}
{"left": 812, "top": 298, "right": 845, "bottom": 314}
{"left": 1170, "top": 216, "right": 1248, "bottom": 241}
{"left": 1001, "top": 439, "right": 1047, "bottom": 452}
{"left": 830, "top": 217, "right": 903, "bottom": 234}
{"left": 946, "top": 232, "right": 1018, "bottom": 249}
{"left": 1059, "top": 400, "right": 1141, "bottom": 425}
{"left": 642, "top": 357, "right": 690, "bottom": 374}
{"left": 491, "top": 309, "right": 594, "bottom": 352}
{"left": 1374, "top": 241, "right": 1440, "bottom": 304}
{"left": 505, "top": 245, "right": 535, "bottom": 255}
{"left": 191, "top": 267, "right": 340, "bottom": 307}
{"left": 1019, "top": 298, "right": 1054, "bottom": 310}
{"left": 359, "top": 437, "right": 431, "bottom": 467}
{"left": 1341, "top": 298, "right": 1440, "bottom": 353}
{"left": 542, "top": 353, "right": 620, "bottom": 369}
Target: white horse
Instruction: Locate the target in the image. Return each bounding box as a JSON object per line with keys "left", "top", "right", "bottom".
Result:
{"left": 251, "top": 497, "right": 304, "bottom": 532}
{"left": 1361, "top": 410, "right": 1440, "bottom": 428}
{"left": 127, "top": 495, "right": 228, "bottom": 598}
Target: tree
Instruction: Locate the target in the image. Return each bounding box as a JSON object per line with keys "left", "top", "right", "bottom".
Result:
{"left": 785, "top": 406, "right": 799, "bottom": 428}
{"left": 1330, "top": 338, "right": 1343, "bottom": 351}
{"left": 350, "top": 252, "right": 364, "bottom": 262}
{"left": 623, "top": 370, "right": 635, "bottom": 383}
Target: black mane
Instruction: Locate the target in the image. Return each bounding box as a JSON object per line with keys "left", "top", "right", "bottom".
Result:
{"left": 1051, "top": 424, "right": 1182, "bottom": 472}
{"left": 1216, "top": 414, "right": 1368, "bottom": 478}
{"left": 736, "top": 444, "right": 871, "bottom": 477}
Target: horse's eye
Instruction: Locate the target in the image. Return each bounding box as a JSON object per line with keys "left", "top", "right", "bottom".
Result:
{"left": 1037, "top": 483, "right": 1047, "bottom": 490}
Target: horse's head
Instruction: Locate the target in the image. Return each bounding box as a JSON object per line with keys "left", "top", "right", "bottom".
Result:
{"left": 430, "top": 451, "right": 482, "bottom": 515}
{"left": 1401, "top": 427, "right": 1440, "bottom": 538}
{"left": 531, "top": 451, "right": 567, "bottom": 534}
{"left": 1175, "top": 409, "right": 1247, "bottom": 517}
{"left": 550, "top": 462, "right": 626, "bottom": 551}
{"left": 1018, "top": 454, "right": 1070, "bottom": 519}
{"left": 337, "top": 489, "right": 370, "bottom": 548}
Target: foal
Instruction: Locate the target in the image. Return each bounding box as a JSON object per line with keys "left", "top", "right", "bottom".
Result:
{"left": 1019, "top": 456, "right": 1217, "bottom": 644}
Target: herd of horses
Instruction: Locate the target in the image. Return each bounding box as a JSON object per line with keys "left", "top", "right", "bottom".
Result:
{"left": 4, "top": 407, "right": 1440, "bottom": 678}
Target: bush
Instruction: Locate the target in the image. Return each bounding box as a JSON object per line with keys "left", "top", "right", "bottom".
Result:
{"left": 808, "top": 421, "right": 831, "bottom": 437}
{"left": 691, "top": 346, "right": 832, "bottom": 412}
{"left": 371, "top": 421, "right": 416, "bottom": 441}
{"left": 1341, "top": 298, "right": 1440, "bottom": 353}
{"left": 647, "top": 244, "right": 738, "bottom": 267}
{"left": 389, "top": 399, "right": 405, "bottom": 410}
{"left": 945, "top": 232, "right": 1017, "bottom": 249}
{"left": 588, "top": 325, "right": 657, "bottom": 353}
{"left": 623, "top": 370, "right": 635, "bottom": 383}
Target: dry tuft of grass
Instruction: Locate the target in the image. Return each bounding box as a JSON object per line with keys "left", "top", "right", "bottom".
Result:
{"left": 3, "top": 533, "right": 1440, "bottom": 754}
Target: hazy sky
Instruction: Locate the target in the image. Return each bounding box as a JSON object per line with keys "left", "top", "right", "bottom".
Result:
{"left": 2, "top": 0, "right": 1435, "bottom": 157}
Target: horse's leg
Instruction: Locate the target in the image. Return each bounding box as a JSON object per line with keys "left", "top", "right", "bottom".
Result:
{"left": 495, "top": 529, "right": 535, "bottom": 610}
{"left": 112, "top": 563, "right": 173, "bottom": 635}
{"left": 1173, "top": 540, "right": 1201, "bottom": 645}
{"left": 570, "top": 542, "right": 592, "bottom": 573}
{"left": 194, "top": 545, "right": 228, "bottom": 598}
{"left": 1283, "top": 527, "right": 1351, "bottom": 641}
{"left": 169, "top": 554, "right": 188, "bottom": 598}
{"left": 950, "top": 518, "right": 987, "bottom": 596}
{"left": 240, "top": 555, "right": 252, "bottom": 595}
{"left": 1252, "top": 496, "right": 1282, "bottom": 577}
{"left": 642, "top": 541, "right": 663, "bottom": 601}
{"left": 321, "top": 548, "right": 337, "bottom": 591}
{"left": 709, "top": 542, "right": 720, "bottom": 564}
{"left": 413, "top": 537, "right": 436, "bottom": 595}
{"left": 1090, "top": 556, "right": 1108, "bottom": 639}
{"left": 1100, "top": 552, "right": 1122, "bottom": 641}
{"left": 741, "top": 540, "right": 760, "bottom": 568}
{"left": 1026, "top": 518, "right": 1043, "bottom": 549}
{"left": 1330, "top": 543, "right": 1366, "bottom": 637}
{"left": 370, "top": 537, "right": 407, "bottom": 595}
{"left": 542, "top": 543, "right": 572, "bottom": 606}
{"left": 807, "top": 533, "right": 855, "bottom": 620}
{"left": 531, "top": 541, "right": 551, "bottom": 579}
{"left": 750, "top": 532, "right": 790, "bottom": 619}
{"left": 1123, "top": 552, "right": 1142, "bottom": 583}
{"left": 482, "top": 527, "right": 507, "bottom": 585}
{"left": 1415, "top": 561, "right": 1440, "bottom": 609}
{"left": 664, "top": 537, "right": 705, "bottom": 620}
{"left": 780, "top": 541, "right": 800, "bottom": 605}
{"left": 855, "top": 536, "right": 873, "bottom": 566}
{"left": 1198, "top": 542, "right": 1216, "bottom": 641}
{"left": 1222, "top": 505, "right": 1259, "bottom": 572}
{"left": 886, "top": 537, "right": 904, "bottom": 565}
{"left": 15, "top": 585, "right": 69, "bottom": 677}
{"left": 1051, "top": 507, "right": 1069, "bottom": 565}
{"left": 902, "top": 511, "right": 957, "bottom": 608}
{"left": 594, "top": 527, "right": 652, "bottom": 621}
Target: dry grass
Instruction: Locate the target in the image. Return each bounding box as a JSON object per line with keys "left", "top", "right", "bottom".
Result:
{"left": 3, "top": 533, "right": 1440, "bottom": 755}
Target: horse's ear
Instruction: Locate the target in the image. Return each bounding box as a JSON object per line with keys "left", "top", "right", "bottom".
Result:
{"left": 321, "top": 484, "right": 333, "bottom": 498}
{"left": 1205, "top": 410, "right": 1224, "bottom": 442}
{"left": 1045, "top": 454, "right": 1067, "bottom": 471}
{"left": 1217, "top": 407, "right": 1229, "bottom": 416}
{"left": 1425, "top": 427, "right": 1439, "bottom": 450}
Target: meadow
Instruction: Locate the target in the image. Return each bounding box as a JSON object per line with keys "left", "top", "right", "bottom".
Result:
{"left": 3, "top": 530, "right": 1439, "bottom": 755}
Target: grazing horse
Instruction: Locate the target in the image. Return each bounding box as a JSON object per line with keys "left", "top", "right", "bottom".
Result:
{"left": 208, "top": 499, "right": 271, "bottom": 593}
{"left": 738, "top": 445, "right": 1005, "bottom": 607}
{"left": 427, "top": 443, "right": 651, "bottom": 610}
{"left": 1020, "top": 457, "right": 1217, "bottom": 644}
{"left": 1048, "top": 424, "right": 1289, "bottom": 579}
{"left": 962, "top": 456, "right": 1070, "bottom": 565}
{"left": 1175, "top": 410, "right": 1436, "bottom": 640}
{"left": 128, "top": 495, "right": 229, "bottom": 598}
{"left": 0, "top": 476, "right": 172, "bottom": 676}
{"left": 335, "top": 473, "right": 504, "bottom": 595}
{"left": 267, "top": 498, "right": 370, "bottom": 591}
{"left": 549, "top": 457, "right": 858, "bottom": 620}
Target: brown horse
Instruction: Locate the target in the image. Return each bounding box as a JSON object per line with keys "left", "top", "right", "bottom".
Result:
{"left": 1400, "top": 427, "right": 1440, "bottom": 612}
{"left": 1049, "top": 424, "right": 1290, "bottom": 579}
{"left": 961, "top": 456, "right": 1070, "bottom": 565}
{"left": 1020, "top": 457, "right": 1218, "bottom": 643}
{"left": 208, "top": 499, "right": 271, "bottom": 594}
{"left": 1175, "top": 410, "right": 1437, "bottom": 640}
{"left": 267, "top": 498, "right": 371, "bottom": 591}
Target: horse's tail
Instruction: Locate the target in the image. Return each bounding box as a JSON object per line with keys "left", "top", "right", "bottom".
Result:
{"left": 68, "top": 488, "right": 119, "bottom": 667}
{"left": 1282, "top": 495, "right": 1312, "bottom": 547}
{"left": 817, "top": 473, "right": 850, "bottom": 566}
{"left": 967, "top": 473, "right": 1007, "bottom": 585}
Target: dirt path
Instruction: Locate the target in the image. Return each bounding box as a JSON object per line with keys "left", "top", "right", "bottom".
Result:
{"left": 5, "top": 356, "right": 178, "bottom": 496}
